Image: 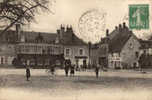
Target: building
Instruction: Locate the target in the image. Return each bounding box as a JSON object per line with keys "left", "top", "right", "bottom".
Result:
{"left": 98, "top": 23, "right": 141, "bottom": 69}
{"left": 90, "top": 43, "right": 99, "bottom": 66}
{"left": 0, "top": 24, "right": 90, "bottom": 68}
{"left": 14, "top": 31, "right": 64, "bottom": 67}
{"left": 139, "top": 40, "right": 152, "bottom": 55}
{"left": 0, "top": 24, "right": 64, "bottom": 67}
{"left": 0, "top": 43, "right": 16, "bottom": 65}
{"left": 57, "top": 25, "right": 89, "bottom": 68}
{"left": 139, "top": 39, "right": 152, "bottom": 68}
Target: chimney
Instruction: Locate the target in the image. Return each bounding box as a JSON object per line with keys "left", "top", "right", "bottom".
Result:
{"left": 57, "top": 29, "right": 60, "bottom": 35}
{"left": 106, "top": 29, "right": 109, "bottom": 37}
{"left": 72, "top": 33, "right": 74, "bottom": 42}
{"left": 61, "top": 24, "right": 65, "bottom": 33}
{"left": 123, "top": 22, "right": 126, "bottom": 28}
{"left": 115, "top": 26, "right": 118, "bottom": 30}
{"left": 66, "top": 25, "right": 70, "bottom": 32}
{"left": 129, "top": 30, "right": 133, "bottom": 33}
{"left": 16, "top": 24, "right": 21, "bottom": 41}
{"left": 57, "top": 29, "right": 60, "bottom": 39}
{"left": 119, "top": 24, "right": 122, "bottom": 31}
{"left": 70, "top": 25, "right": 73, "bottom": 31}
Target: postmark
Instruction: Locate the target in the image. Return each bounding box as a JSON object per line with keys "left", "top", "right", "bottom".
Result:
{"left": 129, "top": 4, "right": 149, "bottom": 30}
{"left": 78, "top": 9, "right": 107, "bottom": 41}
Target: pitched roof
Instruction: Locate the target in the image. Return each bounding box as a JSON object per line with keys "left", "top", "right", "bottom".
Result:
{"left": 0, "top": 30, "right": 57, "bottom": 43}
{"left": 21, "top": 31, "right": 57, "bottom": 43}
{"left": 108, "top": 28, "right": 133, "bottom": 53}
{"left": 61, "top": 32, "right": 87, "bottom": 46}
{"left": 0, "top": 43, "right": 16, "bottom": 56}
{"left": 139, "top": 39, "right": 152, "bottom": 49}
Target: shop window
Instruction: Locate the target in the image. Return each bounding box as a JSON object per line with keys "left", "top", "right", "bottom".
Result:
{"left": 1, "top": 57, "right": 3, "bottom": 64}
{"left": 65, "top": 48, "right": 71, "bottom": 56}
{"left": 135, "top": 51, "right": 139, "bottom": 58}
{"left": 79, "top": 49, "right": 84, "bottom": 55}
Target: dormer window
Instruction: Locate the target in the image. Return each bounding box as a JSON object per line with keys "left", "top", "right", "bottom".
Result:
{"left": 79, "top": 48, "right": 84, "bottom": 55}
{"left": 36, "top": 33, "right": 44, "bottom": 43}
{"left": 65, "top": 48, "right": 71, "bottom": 56}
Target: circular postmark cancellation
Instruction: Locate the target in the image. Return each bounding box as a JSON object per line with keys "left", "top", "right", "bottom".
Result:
{"left": 78, "top": 9, "right": 107, "bottom": 42}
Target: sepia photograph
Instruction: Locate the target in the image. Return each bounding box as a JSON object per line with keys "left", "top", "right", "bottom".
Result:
{"left": 0, "top": 0, "right": 152, "bottom": 100}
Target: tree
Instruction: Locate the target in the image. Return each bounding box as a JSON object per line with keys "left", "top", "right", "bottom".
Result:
{"left": 0, "top": 0, "right": 52, "bottom": 36}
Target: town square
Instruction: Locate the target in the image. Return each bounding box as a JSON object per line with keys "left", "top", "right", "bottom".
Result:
{"left": 0, "top": 0, "right": 152, "bottom": 100}
{"left": 1, "top": 68, "right": 152, "bottom": 100}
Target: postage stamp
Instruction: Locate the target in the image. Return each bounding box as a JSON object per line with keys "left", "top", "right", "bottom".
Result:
{"left": 129, "top": 4, "right": 149, "bottom": 30}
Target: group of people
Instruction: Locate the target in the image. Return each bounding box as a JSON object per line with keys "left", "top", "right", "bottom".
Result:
{"left": 25, "top": 59, "right": 104, "bottom": 81}
{"left": 64, "top": 59, "right": 75, "bottom": 77}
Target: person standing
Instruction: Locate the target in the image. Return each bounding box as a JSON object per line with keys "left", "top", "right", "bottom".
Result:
{"left": 65, "top": 64, "right": 69, "bottom": 77}
{"left": 51, "top": 64, "right": 55, "bottom": 76}
{"left": 70, "top": 65, "right": 75, "bottom": 77}
{"left": 64, "top": 59, "right": 70, "bottom": 77}
{"left": 26, "top": 66, "right": 31, "bottom": 81}
{"left": 95, "top": 64, "right": 100, "bottom": 78}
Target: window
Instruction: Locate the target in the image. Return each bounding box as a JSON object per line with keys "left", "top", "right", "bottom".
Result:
{"left": 42, "top": 49, "right": 45, "bottom": 54}
{"left": 65, "top": 48, "right": 71, "bottom": 56}
{"left": 79, "top": 48, "right": 84, "bottom": 55}
{"left": 149, "top": 48, "right": 152, "bottom": 55}
{"left": 5, "top": 57, "right": 8, "bottom": 64}
{"left": 1, "top": 57, "right": 3, "bottom": 64}
{"left": 47, "top": 48, "right": 50, "bottom": 54}
{"left": 135, "top": 51, "right": 139, "bottom": 58}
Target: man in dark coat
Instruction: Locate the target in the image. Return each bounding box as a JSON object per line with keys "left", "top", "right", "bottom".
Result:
{"left": 26, "top": 66, "right": 31, "bottom": 81}
{"left": 95, "top": 64, "right": 100, "bottom": 78}
{"left": 65, "top": 64, "right": 69, "bottom": 77}
{"left": 51, "top": 64, "right": 55, "bottom": 76}
{"left": 70, "top": 65, "right": 75, "bottom": 77}
{"left": 64, "top": 59, "right": 71, "bottom": 77}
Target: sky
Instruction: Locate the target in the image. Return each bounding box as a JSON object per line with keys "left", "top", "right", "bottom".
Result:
{"left": 24, "top": 0, "right": 152, "bottom": 43}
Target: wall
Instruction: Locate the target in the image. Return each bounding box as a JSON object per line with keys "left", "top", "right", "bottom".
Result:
{"left": 108, "top": 53, "right": 122, "bottom": 69}
{"left": 16, "top": 43, "right": 63, "bottom": 55}
{"left": 64, "top": 45, "right": 89, "bottom": 66}
{"left": 121, "top": 35, "right": 141, "bottom": 68}
{"left": 90, "top": 48, "right": 99, "bottom": 65}
{"left": 0, "top": 43, "right": 16, "bottom": 65}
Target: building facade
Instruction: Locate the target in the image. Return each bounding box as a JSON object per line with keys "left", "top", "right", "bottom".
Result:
{"left": 138, "top": 40, "right": 152, "bottom": 68}
{"left": 0, "top": 43, "right": 16, "bottom": 65}
{"left": 15, "top": 43, "right": 63, "bottom": 67}
{"left": 0, "top": 24, "right": 64, "bottom": 67}
{"left": 98, "top": 23, "right": 141, "bottom": 69}
{"left": 57, "top": 25, "right": 89, "bottom": 68}
{"left": 0, "top": 24, "right": 90, "bottom": 68}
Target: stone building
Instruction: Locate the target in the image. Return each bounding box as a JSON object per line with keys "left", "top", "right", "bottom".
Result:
{"left": 15, "top": 32, "right": 64, "bottom": 67}
{"left": 0, "top": 25, "right": 20, "bottom": 66}
{"left": 90, "top": 43, "right": 99, "bottom": 66}
{"left": 98, "top": 23, "right": 141, "bottom": 69}
{"left": 0, "top": 24, "right": 90, "bottom": 68}
{"left": 0, "top": 43, "right": 16, "bottom": 65}
{"left": 57, "top": 25, "right": 89, "bottom": 68}
{"left": 138, "top": 39, "right": 152, "bottom": 68}
{"left": 0, "top": 24, "right": 64, "bottom": 67}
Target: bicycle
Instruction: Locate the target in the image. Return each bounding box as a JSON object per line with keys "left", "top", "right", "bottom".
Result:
{"left": 45, "top": 68, "right": 56, "bottom": 79}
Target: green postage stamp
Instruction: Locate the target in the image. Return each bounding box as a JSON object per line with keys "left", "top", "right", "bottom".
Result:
{"left": 129, "top": 4, "right": 149, "bottom": 29}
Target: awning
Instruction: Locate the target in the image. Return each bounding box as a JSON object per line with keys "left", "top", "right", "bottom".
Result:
{"left": 75, "top": 56, "right": 88, "bottom": 59}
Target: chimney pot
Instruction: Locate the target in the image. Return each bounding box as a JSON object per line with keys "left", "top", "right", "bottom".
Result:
{"left": 115, "top": 26, "right": 118, "bottom": 30}
{"left": 106, "top": 29, "right": 109, "bottom": 37}
{"left": 57, "top": 29, "right": 60, "bottom": 34}
{"left": 123, "top": 22, "right": 126, "bottom": 28}
{"left": 119, "top": 24, "right": 122, "bottom": 29}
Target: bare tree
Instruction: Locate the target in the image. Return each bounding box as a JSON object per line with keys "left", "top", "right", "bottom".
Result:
{"left": 0, "top": 0, "right": 52, "bottom": 35}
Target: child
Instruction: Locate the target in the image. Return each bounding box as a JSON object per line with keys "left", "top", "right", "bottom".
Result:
{"left": 70, "top": 65, "right": 75, "bottom": 77}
